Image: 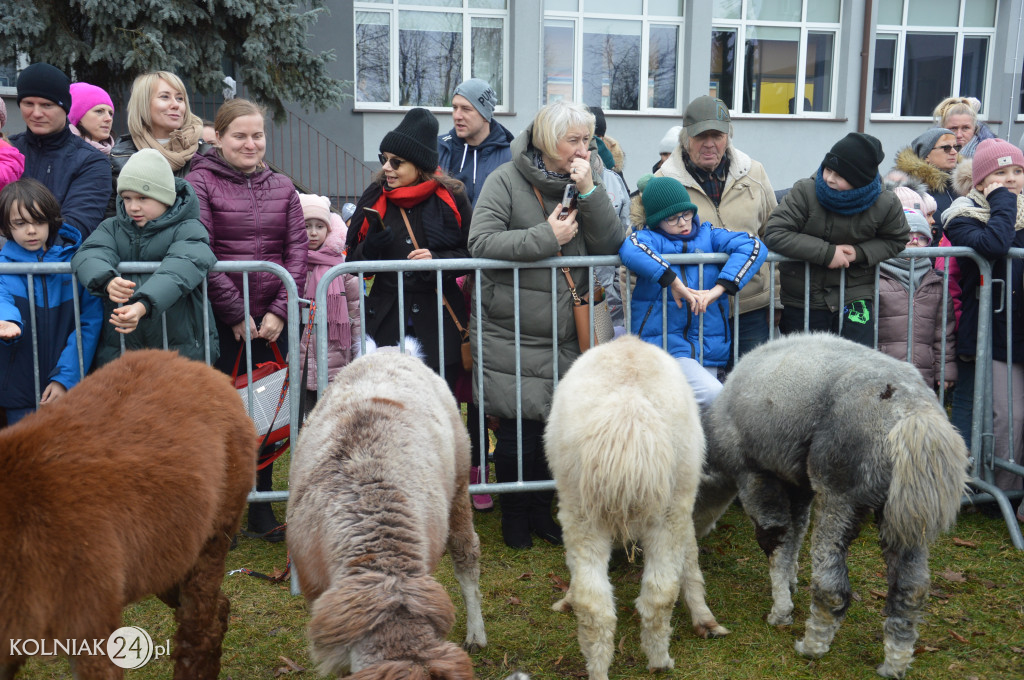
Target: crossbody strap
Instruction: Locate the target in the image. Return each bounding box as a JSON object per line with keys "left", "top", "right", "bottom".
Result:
{"left": 532, "top": 186, "right": 582, "bottom": 304}
{"left": 397, "top": 207, "right": 469, "bottom": 338}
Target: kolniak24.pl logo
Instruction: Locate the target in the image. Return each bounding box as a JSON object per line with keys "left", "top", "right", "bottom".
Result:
{"left": 10, "top": 626, "right": 170, "bottom": 669}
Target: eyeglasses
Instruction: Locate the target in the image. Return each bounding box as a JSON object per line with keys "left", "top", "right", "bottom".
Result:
{"left": 907, "top": 234, "right": 930, "bottom": 245}
{"left": 663, "top": 211, "right": 695, "bottom": 226}
{"left": 932, "top": 144, "right": 963, "bottom": 154}
{"left": 378, "top": 153, "right": 406, "bottom": 169}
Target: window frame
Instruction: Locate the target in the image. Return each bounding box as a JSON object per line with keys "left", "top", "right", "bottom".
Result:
{"left": 871, "top": 0, "right": 998, "bottom": 121}
{"left": 352, "top": 0, "right": 510, "bottom": 112}
{"left": 711, "top": 0, "right": 842, "bottom": 118}
{"left": 542, "top": 1, "right": 686, "bottom": 115}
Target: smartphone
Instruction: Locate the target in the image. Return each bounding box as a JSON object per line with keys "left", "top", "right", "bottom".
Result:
{"left": 363, "top": 207, "right": 385, "bottom": 233}
{"left": 559, "top": 184, "right": 578, "bottom": 219}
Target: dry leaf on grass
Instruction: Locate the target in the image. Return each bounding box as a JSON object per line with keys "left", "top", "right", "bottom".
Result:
{"left": 273, "top": 655, "right": 305, "bottom": 675}
{"left": 518, "top": 572, "right": 534, "bottom": 580}
{"left": 940, "top": 570, "right": 967, "bottom": 583}
{"left": 618, "top": 636, "right": 627, "bottom": 653}
{"left": 869, "top": 589, "right": 887, "bottom": 599}
{"left": 949, "top": 630, "right": 968, "bottom": 643}
{"left": 548, "top": 572, "right": 570, "bottom": 592}
{"left": 507, "top": 596, "right": 522, "bottom": 605}
{"left": 952, "top": 537, "right": 978, "bottom": 548}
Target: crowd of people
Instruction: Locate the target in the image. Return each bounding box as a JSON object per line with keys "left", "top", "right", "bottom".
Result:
{"left": 2, "top": 61, "right": 1023, "bottom": 545}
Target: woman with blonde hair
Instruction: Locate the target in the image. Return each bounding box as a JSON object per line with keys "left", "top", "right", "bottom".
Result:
{"left": 933, "top": 96, "right": 996, "bottom": 158}
{"left": 109, "top": 71, "right": 208, "bottom": 183}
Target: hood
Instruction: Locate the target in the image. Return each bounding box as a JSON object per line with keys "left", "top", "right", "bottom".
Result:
{"left": 893, "top": 147, "right": 954, "bottom": 192}
{"left": 0, "top": 222, "right": 82, "bottom": 264}
{"left": 629, "top": 193, "right": 646, "bottom": 229}
{"left": 188, "top": 146, "right": 273, "bottom": 185}
{"left": 951, "top": 157, "right": 976, "bottom": 198}
{"left": 603, "top": 134, "right": 626, "bottom": 171}
{"left": 116, "top": 176, "right": 201, "bottom": 230}
{"left": 882, "top": 169, "right": 930, "bottom": 197}
{"left": 440, "top": 120, "right": 514, "bottom": 168}
{"left": 511, "top": 122, "right": 605, "bottom": 197}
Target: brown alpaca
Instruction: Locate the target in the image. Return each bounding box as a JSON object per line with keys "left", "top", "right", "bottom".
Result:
{"left": 0, "top": 349, "right": 257, "bottom": 680}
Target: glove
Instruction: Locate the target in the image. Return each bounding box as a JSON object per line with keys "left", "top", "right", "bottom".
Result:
{"left": 360, "top": 226, "right": 394, "bottom": 259}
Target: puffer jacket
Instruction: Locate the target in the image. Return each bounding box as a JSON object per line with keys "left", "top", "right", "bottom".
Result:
{"left": 106, "top": 136, "right": 210, "bottom": 216}
{"left": 0, "top": 224, "right": 103, "bottom": 408}
{"left": 0, "top": 139, "right": 25, "bottom": 186}
{"left": 10, "top": 125, "right": 111, "bottom": 237}
{"left": 468, "top": 125, "right": 624, "bottom": 421}
{"left": 186, "top": 148, "right": 308, "bottom": 326}
{"left": 656, "top": 145, "right": 777, "bottom": 314}
{"left": 877, "top": 265, "right": 957, "bottom": 387}
{"left": 764, "top": 177, "right": 909, "bottom": 311}
{"left": 438, "top": 120, "right": 514, "bottom": 206}
{"left": 72, "top": 178, "right": 219, "bottom": 367}
{"left": 619, "top": 221, "right": 766, "bottom": 367}
{"left": 892, "top": 147, "right": 959, "bottom": 237}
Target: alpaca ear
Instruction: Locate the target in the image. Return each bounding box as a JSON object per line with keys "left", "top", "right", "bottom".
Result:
{"left": 404, "top": 576, "right": 456, "bottom": 637}
{"left": 426, "top": 642, "right": 475, "bottom": 680}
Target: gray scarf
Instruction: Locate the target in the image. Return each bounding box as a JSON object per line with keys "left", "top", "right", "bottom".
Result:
{"left": 879, "top": 257, "right": 931, "bottom": 293}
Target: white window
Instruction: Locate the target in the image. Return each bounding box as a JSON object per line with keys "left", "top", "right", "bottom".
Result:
{"left": 872, "top": 0, "right": 997, "bottom": 118}
{"left": 711, "top": 0, "right": 840, "bottom": 116}
{"left": 542, "top": 1, "right": 685, "bottom": 113}
{"left": 353, "top": 1, "right": 508, "bottom": 110}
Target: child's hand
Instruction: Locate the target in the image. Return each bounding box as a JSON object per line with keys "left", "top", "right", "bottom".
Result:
{"left": 109, "top": 301, "right": 147, "bottom": 334}
{"left": 692, "top": 284, "right": 726, "bottom": 314}
{"left": 670, "top": 277, "right": 698, "bottom": 313}
{"left": 257, "top": 312, "right": 285, "bottom": 343}
{"left": 828, "top": 245, "right": 857, "bottom": 269}
{"left": 106, "top": 276, "right": 136, "bottom": 304}
{"left": 983, "top": 181, "right": 1003, "bottom": 197}
{"left": 0, "top": 320, "right": 21, "bottom": 340}
{"left": 40, "top": 381, "right": 67, "bottom": 404}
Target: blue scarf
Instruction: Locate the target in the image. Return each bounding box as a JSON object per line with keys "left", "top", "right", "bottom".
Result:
{"left": 814, "top": 167, "right": 882, "bottom": 215}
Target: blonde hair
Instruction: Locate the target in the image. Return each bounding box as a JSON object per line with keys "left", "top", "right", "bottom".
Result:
{"left": 126, "top": 71, "right": 200, "bottom": 139}
{"left": 531, "top": 101, "right": 596, "bottom": 159}
{"left": 212, "top": 99, "right": 266, "bottom": 136}
{"left": 933, "top": 96, "right": 979, "bottom": 129}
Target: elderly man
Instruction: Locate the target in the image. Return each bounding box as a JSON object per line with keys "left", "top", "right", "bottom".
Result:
{"left": 657, "top": 95, "right": 777, "bottom": 360}
{"left": 438, "top": 78, "right": 513, "bottom": 207}
{"left": 10, "top": 63, "right": 110, "bottom": 237}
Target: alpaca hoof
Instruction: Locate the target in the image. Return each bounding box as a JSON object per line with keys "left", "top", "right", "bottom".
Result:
{"left": 463, "top": 641, "right": 483, "bottom": 654}
{"left": 876, "top": 661, "right": 907, "bottom": 678}
{"left": 695, "top": 621, "right": 730, "bottom": 639}
{"left": 794, "top": 638, "right": 827, "bottom": 659}
{"left": 767, "top": 611, "right": 793, "bottom": 626}
{"left": 552, "top": 597, "right": 572, "bottom": 613}
{"left": 648, "top": 660, "right": 674, "bottom": 673}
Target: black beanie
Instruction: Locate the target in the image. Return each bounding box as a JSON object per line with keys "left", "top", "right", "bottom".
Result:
{"left": 380, "top": 108, "right": 439, "bottom": 172}
{"left": 589, "top": 106, "right": 607, "bottom": 137}
{"left": 16, "top": 63, "right": 72, "bottom": 114}
{"left": 822, "top": 132, "right": 884, "bottom": 189}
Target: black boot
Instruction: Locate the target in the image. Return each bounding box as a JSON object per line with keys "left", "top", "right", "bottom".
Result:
{"left": 529, "top": 490, "right": 563, "bottom": 546}
{"left": 244, "top": 462, "right": 285, "bottom": 542}
{"left": 494, "top": 447, "right": 532, "bottom": 549}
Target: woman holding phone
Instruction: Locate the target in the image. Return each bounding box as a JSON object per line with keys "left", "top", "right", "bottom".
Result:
{"left": 345, "top": 107, "right": 472, "bottom": 391}
{"left": 467, "top": 100, "right": 624, "bottom": 549}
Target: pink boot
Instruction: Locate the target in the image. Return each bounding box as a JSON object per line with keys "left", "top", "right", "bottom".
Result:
{"left": 470, "top": 465, "right": 494, "bottom": 511}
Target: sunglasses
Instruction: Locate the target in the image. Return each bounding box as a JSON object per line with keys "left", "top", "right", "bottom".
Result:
{"left": 378, "top": 153, "right": 406, "bottom": 169}
{"left": 932, "top": 144, "right": 963, "bottom": 154}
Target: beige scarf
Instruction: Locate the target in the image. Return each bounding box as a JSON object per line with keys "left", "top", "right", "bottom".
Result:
{"left": 128, "top": 112, "right": 203, "bottom": 171}
{"left": 944, "top": 189, "right": 1024, "bottom": 232}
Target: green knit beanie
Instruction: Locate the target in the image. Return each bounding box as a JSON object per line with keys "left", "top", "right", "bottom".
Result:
{"left": 642, "top": 176, "right": 697, "bottom": 226}
{"left": 117, "top": 148, "right": 176, "bottom": 206}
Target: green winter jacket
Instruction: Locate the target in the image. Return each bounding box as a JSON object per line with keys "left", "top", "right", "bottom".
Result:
{"left": 763, "top": 177, "right": 909, "bottom": 312}
{"left": 468, "top": 124, "right": 624, "bottom": 421}
{"left": 72, "top": 177, "right": 219, "bottom": 366}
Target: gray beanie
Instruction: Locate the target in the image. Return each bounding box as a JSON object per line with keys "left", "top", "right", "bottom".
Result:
{"left": 903, "top": 209, "right": 932, "bottom": 244}
{"left": 117, "top": 148, "right": 176, "bottom": 206}
{"left": 910, "top": 127, "right": 954, "bottom": 159}
{"left": 452, "top": 78, "right": 497, "bottom": 122}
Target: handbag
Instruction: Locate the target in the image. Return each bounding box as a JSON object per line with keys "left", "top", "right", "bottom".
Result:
{"left": 233, "top": 341, "right": 290, "bottom": 448}
{"left": 532, "top": 186, "right": 614, "bottom": 353}
{"left": 398, "top": 208, "right": 473, "bottom": 371}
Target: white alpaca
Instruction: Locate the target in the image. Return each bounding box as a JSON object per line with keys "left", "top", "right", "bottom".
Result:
{"left": 545, "top": 335, "right": 729, "bottom": 680}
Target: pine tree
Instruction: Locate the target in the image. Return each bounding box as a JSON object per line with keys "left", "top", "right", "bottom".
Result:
{"left": 0, "top": 0, "right": 345, "bottom": 119}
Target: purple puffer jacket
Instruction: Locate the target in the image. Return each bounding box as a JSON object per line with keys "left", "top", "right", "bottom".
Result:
{"left": 186, "top": 149, "right": 308, "bottom": 326}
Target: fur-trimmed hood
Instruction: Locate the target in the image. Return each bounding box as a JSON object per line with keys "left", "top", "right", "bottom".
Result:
{"left": 604, "top": 134, "right": 626, "bottom": 172}
{"left": 883, "top": 170, "right": 930, "bottom": 198}
{"left": 950, "top": 157, "right": 976, "bottom": 197}
{"left": 892, "top": 147, "right": 954, "bottom": 192}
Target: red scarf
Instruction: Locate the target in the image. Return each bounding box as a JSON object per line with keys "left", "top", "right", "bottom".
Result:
{"left": 356, "top": 176, "right": 462, "bottom": 241}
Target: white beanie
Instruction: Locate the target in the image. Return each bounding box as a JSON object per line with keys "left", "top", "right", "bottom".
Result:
{"left": 659, "top": 126, "right": 682, "bottom": 154}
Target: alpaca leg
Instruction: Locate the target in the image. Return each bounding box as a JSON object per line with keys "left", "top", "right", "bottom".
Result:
{"left": 673, "top": 507, "right": 729, "bottom": 639}
{"left": 634, "top": 523, "right": 680, "bottom": 671}
{"left": 0, "top": 659, "right": 24, "bottom": 680}
{"left": 876, "top": 538, "right": 931, "bottom": 678}
{"left": 737, "top": 473, "right": 801, "bottom": 625}
{"left": 170, "top": 532, "right": 233, "bottom": 680}
{"left": 795, "top": 499, "right": 864, "bottom": 659}
{"left": 557, "top": 509, "right": 616, "bottom": 680}
{"left": 446, "top": 485, "right": 487, "bottom": 652}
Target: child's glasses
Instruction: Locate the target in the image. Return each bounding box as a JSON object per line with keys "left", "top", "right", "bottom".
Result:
{"left": 907, "top": 234, "right": 930, "bottom": 245}
{"left": 663, "top": 211, "right": 695, "bottom": 226}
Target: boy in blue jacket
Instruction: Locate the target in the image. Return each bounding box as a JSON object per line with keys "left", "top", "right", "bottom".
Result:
{"left": 0, "top": 178, "right": 102, "bottom": 425}
{"left": 619, "top": 176, "right": 766, "bottom": 406}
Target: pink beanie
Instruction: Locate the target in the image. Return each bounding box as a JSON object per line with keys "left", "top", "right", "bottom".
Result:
{"left": 892, "top": 186, "right": 927, "bottom": 213}
{"left": 972, "top": 138, "right": 1024, "bottom": 186}
{"left": 68, "top": 82, "right": 114, "bottom": 127}
{"left": 298, "top": 193, "right": 332, "bottom": 228}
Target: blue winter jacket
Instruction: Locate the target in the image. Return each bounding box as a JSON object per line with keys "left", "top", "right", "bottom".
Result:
{"left": 10, "top": 125, "right": 111, "bottom": 237}
{"left": 0, "top": 224, "right": 103, "bottom": 409}
{"left": 438, "top": 120, "right": 514, "bottom": 206}
{"left": 619, "top": 219, "right": 766, "bottom": 366}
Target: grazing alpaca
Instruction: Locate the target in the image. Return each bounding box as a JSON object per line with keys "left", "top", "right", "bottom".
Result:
{"left": 288, "top": 340, "right": 486, "bottom": 679}
{"left": 695, "top": 333, "right": 969, "bottom": 679}
{"left": 545, "top": 335, "right": 729, "bottom": 680}
{"left": 0, "top": 349, "right": 257, "bottom": 680}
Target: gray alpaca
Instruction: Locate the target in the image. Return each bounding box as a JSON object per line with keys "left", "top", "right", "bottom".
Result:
{"left": 694, "top": 333, "right": 969, "bottom": 679}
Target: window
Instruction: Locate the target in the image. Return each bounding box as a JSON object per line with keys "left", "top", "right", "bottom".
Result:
{"left": 711, "top": 0, "right": 840, "bottom": 116}
{"left": 542, "top": 1, "right": 684, "bottom": 112}
{"left": 353, "top": 1, "right": 508, "bottom": 109}
{"left": 872, "top": 0, "right": 997, "bottom": 118}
